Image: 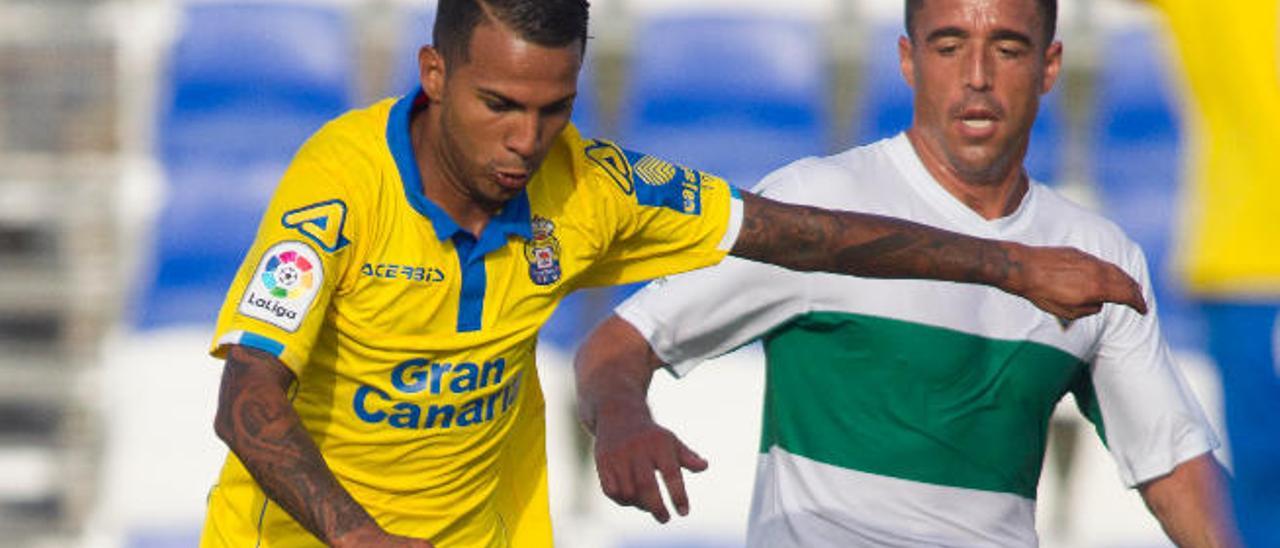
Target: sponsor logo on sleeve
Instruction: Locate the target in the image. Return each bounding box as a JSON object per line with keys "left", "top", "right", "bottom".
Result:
{"left": 633, "top": 156, "right": 677, "bottom": 186}
{"left": 282, "top": 199, "right": 350, "bottom": 252}
{"left": 584, "top": 139, "right": 703, "bottom": 215}
{"left": 238, "top": 241, "right": 324, "bottom": 332}
{"left": 585, "top": 139, "right": 634, "bottom": 195}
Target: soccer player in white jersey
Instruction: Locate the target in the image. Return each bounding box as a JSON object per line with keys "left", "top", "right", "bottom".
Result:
{"left": 575, "top": 0, "right": 1240, "bottom": 546}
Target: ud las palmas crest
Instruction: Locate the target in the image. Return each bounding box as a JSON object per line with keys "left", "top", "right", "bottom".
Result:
{"left": 524, "top": 216, "right": 561, "bottom": 286}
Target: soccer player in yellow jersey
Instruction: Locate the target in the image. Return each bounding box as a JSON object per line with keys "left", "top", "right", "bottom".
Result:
{"left": 202, "top": 1, "right": 1148, "bottom": 546}
{"left": 1149, "top": 1, "right": 1280, "bottom": 545}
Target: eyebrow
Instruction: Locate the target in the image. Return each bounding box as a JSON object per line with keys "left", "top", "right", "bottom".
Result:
{"left": 477, "top": 87, "right": 577, "bottom": 111}
{"left": 989, "top": 29, "right": 1033, "bottom": 47}
{"left": 925, "top": 26, "right": 968, "bottom": 43}
{"left": 924, "top": 26, "right": 1034, "bottom": 47}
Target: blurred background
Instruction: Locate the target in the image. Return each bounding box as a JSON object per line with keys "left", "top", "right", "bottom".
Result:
{"left": 0, "top": 0, "right": 1238, "bottom": 546}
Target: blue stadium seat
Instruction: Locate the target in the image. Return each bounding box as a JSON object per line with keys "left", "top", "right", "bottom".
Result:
{"left": 1024, "top": 88, "right": 1064, "bottom": 184}
{"left": 855, "top": 23, "right": 1064, "bottom": 183}
{"left": 855, "top": 25, "right": 915, "bottom": 146}
{"left": 390, "top": 6, "right": 436, "bottom": 96}
{"left": 160, "top": 2, "right": 353, "bottom": 164}
{"left": 568, "top": 50, "right": 601, "bottom": 138}
{"left": 619, "top": 13, "right": 831, "bottom": 188}
{"left": 1092, "top": 27, "right": 1201, "bottom": 350}
{"left": 135, "top": 1, "right": 355, "bottom": 328}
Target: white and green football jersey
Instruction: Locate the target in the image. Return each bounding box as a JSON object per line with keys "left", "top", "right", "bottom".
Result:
{"left": 616, "top": 134, "right": 1218, "bottom": 547}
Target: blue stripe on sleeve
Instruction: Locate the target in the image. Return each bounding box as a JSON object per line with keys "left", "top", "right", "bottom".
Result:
{"left": 239, "top": 332, "right": 286, "bottom": 358}
{"left": 621, "top": 149, "right": 704, "bottom": 215}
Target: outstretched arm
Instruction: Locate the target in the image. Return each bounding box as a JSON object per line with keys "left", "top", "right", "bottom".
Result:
{"left": 576, "top": 315, "right": 707, "bottom": 523}
{"left": 1139, "top": 453, "right": 1241, "bottom": 548}
{"left": 214, "top": 345, "right": 434, "bottom": 548}
{"left": 731, "top": 192, "right": 1147, "bottom": 320}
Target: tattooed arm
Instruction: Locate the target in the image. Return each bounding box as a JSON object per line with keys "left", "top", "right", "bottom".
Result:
{"left": 214, "top": 345, "right": 433, "bottom": 548}
{"left": 731, "top": 192, "right": 1148, "bottom": 320}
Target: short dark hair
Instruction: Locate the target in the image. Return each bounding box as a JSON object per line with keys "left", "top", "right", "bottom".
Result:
{"left": 433, "top": 0, "right": 590, "bottom": 63}
{"left": 904, "top": 0, "right": 1057, "bottom": 46}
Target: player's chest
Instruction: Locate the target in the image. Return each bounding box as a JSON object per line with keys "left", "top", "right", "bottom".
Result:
{"left": 809, "top": 275, "right": 1104, "bottom": 360}
{"left": 336, "top": 212, "right": 599, "bottom": 336}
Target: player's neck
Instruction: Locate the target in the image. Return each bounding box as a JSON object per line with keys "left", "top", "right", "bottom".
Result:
{"left": 412, "top": 107, "right": 498, "bottom": 237}
{"left": 905, "top": 129, "right": 1029, "bottom": 221}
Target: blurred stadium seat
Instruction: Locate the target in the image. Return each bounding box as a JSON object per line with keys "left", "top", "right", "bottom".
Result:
{"left": 390, "top": 5, "right": 436, "bottom": 96}
{"left": 1025, "top": 89, "right": 1063, "bottom": 184}
{"left": 1092, "top": 26, "right": 1201, "bottom": 351}
{"left": 855, "top": 23, "right": 1063, "bottom": 183}
{"left": 134, "top": 1, "right": 355, "bottom": 328}
{"left": 619, "top": 13, "right": 830, "bottom": 189}
{"left": 569, "top": 51, "right": 601, "bottom": 139}
{"left": 855, "top": 25, "right": 914, "bottom": 146}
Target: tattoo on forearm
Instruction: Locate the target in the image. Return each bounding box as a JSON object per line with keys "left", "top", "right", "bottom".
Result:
{"left": 220, "top": 348, "right": 373, "bottom": 543}
{"left": 732, "top": 193, "right": 1017, "bottom": 287}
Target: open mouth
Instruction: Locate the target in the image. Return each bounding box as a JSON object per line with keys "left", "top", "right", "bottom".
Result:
{"left": 493, "top": 171, "right": 530, "bottom": 190}
{"left": 961, "top": 119, "right": 994, "bottom": 130}
{"left": 956, "top": 108, "right": 999, "bottom": 138}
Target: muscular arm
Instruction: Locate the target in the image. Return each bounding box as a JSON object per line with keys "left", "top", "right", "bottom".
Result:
{"left": 575, "top": 315, "right": 706, "bottom": 523}
{"left": 1138, "top": 453, "right": 1241, "bottom": 548}
{"left": 214, "top": 345, "right": 432, "bottom": 547}
{"left": 731, "top": 192, "right": 1148, "bottom": 320}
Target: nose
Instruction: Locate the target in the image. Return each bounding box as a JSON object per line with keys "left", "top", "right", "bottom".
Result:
{"left": 505, "top": 113, "right": 540, "bottom": 160}
{"left": 964, "top": 47, "right": 994, "bottom": 91}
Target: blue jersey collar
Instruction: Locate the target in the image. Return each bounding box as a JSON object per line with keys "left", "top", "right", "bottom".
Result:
{"left": 386, "top": 87, "right": 533, "bottom": 251}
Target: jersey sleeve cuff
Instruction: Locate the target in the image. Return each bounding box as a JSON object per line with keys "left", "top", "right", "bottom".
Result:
{"left": 210, "top": 330, "right": 302, "bottom": 373}
{"left": 615, "top": 292, "right": 701, "bottom": 379}
{"left": 716, "top": 189, "right": 744, "bottom": 252}
{"left": 1118, "top": 423, "right": 1222, "bottom": 488}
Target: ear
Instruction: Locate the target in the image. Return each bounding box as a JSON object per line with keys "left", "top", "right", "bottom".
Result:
{"left": 898, "top": 34, "right": 916, "bottom": 89}
{"left": 1040, "top": 41, "right": 1063, "bottom": 95}
{"left": 419, "top": 45, "right": 446, "bottom": 102}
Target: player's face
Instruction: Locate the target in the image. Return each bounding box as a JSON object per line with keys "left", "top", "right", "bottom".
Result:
{"left": 426, "top": 21, "right": 581, "bottom": 208}
{"left": 900, "top": 0, "right": 1061, "bottom": 183}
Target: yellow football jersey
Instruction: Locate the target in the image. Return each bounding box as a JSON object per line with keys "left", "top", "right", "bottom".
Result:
{"left": 1155, "top": 0, "right": 1280, "bottom": 295}
{"left": 202, "top": 91, "right": 742, "bottom": 547}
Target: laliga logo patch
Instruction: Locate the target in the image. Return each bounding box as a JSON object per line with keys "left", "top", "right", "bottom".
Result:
{"left": 523, "top": 216, "right": 562, "bottom": 286}
{"left": 238, "top": 241, "right": 324, "bottom": 332}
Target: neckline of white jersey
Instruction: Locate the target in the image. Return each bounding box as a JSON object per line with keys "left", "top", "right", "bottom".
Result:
{"left": 883, "top": 133, "right": 1038, "bottom": 238}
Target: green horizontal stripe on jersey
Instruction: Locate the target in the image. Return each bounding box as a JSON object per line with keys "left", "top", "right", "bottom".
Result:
{"left": 760, "top": 311, "right": 1097, "bottom": 499}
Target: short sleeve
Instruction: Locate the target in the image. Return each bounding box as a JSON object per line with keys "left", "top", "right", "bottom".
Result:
{"left": 207, "top": 129, "right": 364, "bottom": 374}
{"left": 572, "top": 139, "right": 743, "bottom": 288}
{"left": 616, "top": 167, "right": 810, "bottom": 377}
{"left": 1080, "top": 242, "right": 1220, "bottom": 487}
